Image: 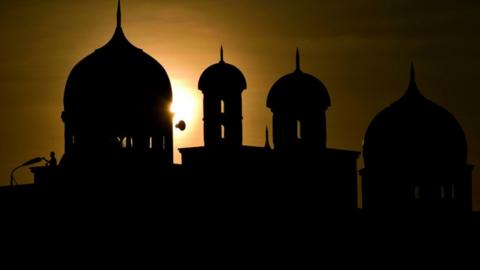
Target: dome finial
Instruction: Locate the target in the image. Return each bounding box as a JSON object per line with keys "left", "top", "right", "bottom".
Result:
{"left": 117, "top": 0, "right": 122, "bottom": 28}
{"left": 220, "top": 45, "right": 224, "bottom": 62}
{"left": 296, "top": 48, "right": 300, "bottom": 71}
{"left": 410, "top": 62, "right": 416, "bottom": 84}
{"left": 264, "top": 126, "right": 271, "bottom": 149}
{"left": 405, "top": 62, "right": 422, "bottom": 97}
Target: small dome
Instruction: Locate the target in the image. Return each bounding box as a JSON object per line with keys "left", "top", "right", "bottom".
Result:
{"left": 267, "top": 50, "right": 330, "bottom": 113}
{"left": 64, "top": 25, "right": 172, "bottom": 131}
{"left": 198, "top": 47, "right": 247, "bottom": 93}
{"left": 363, "top": 66, "right": 467, "bottom": 169}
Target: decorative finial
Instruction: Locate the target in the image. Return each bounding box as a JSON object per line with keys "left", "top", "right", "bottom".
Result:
{"left": 405, "top": 62, "right": 422, "bottom": 97}
{"left": 264, "top": 126, "right": 271, "bottom": 149}
{"left": 117, "top": 0, "right": 122, "bottom": 28}
{"left": 410, "top": 62, "right": 415, "bottom": 84}
{"left": 296, "top": 48, "right": 300, "bottom": 71}
{"left": 220, "top": 45, "right": 224, "bottom": 62}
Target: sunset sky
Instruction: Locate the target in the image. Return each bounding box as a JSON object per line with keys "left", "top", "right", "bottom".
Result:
{"left": 0, "top": 0, "right": 479, "bottom": 209}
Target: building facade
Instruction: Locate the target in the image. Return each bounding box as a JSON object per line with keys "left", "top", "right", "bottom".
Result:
{"left": 8, "top": 1, "right": 473, "bottom": 219}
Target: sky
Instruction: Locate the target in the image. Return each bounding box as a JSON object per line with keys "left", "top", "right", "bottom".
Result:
{"left": 0, "top": 0, "right": 479, "bottom": 209}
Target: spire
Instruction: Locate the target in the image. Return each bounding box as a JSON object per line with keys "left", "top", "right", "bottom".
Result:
{"left": 117, "top": 0, "right": 122, "bottom": 28}
{"left": 220, "top": 45, "right": 224, "bottom": 62}
{"left": 405, "top": 62, "right": 422, "bottom": 97}
{"left": 296, "top": 48, "right": 300, "bottom": 71}
{"left": 104, "top": 0, "right": 136, "bottom": 49}
{"left": 264, "top": 126, "right": 271, "bottom": 149}
{"left": 410, "top": 62, "right": 416, "bottom": 84}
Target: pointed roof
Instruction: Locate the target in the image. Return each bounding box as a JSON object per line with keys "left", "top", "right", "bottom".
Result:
{"left": 267, "top": 49, "right": 330, "bottom": 111}
{"left": 363, "top": 64, "right": 467, "bottom": 167}
{"left": 65, "top": 0, "right": 172, "bottom": 111}
{"left": 99, "top": 0, "right": 137, "bottom": 51}
{"left": 198, "top": 46, "right": 247, "bottom": 92}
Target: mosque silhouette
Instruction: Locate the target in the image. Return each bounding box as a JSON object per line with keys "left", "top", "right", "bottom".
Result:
{"left": 1, "top": 1, "right": 475, "bottom": 221}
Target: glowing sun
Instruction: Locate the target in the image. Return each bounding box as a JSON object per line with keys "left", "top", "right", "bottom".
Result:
{"left": 170, "top": 79, "right": 198, "bottom": 134}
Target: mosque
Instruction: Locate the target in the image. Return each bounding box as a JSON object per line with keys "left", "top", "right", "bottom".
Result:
{"left": 1, "top": 1, "right": 474, "bottom": 219}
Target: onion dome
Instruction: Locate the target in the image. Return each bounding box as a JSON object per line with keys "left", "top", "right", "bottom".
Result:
{"left": 267, "top": 49, "right": 330, "bottom": 113}
{"left": 363, "top": 64, "right": 467, "bottom": 168}
{"left": 198, "top": 46, "right": 247, "bottom": 93}
{"left": 63, "top": 1, "right": 172, "bottom": 132}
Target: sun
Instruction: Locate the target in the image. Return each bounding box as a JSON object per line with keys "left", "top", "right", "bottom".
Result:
{"left": 170, "top": 79, "right": 198, "bottom": 134}
{"left": 169, "top": 78, "right": 203, "bottom": 163}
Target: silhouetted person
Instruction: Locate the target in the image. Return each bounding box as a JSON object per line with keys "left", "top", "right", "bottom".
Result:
{"left": 49, "top": 152, "right": 57, "bottom": 168}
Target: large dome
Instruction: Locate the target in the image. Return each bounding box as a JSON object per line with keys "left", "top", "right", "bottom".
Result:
{"left": 198, "top": 47, "right": 246, "bottom": 93}
{"left": 267, "top": 50, "right": 330, "bottom": 113}
{"left": 64, "top": 24, "right": 172, "bottom": 133}
{"left": 363, "top": 67, "right": 467, "bottom": 168}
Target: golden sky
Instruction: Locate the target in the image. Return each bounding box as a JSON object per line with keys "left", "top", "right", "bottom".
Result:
{"left": 0, "top": 0, "right": 479, "bottom": 209}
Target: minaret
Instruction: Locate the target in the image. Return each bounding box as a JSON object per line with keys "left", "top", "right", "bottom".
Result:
{"left": 198, "top": 46, "right": 247, "bottom": 148}
{"left": 266, "top": 49, "right": 331, "bottom": 152}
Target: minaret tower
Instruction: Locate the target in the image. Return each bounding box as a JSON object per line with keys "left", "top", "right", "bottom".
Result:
{"left": 198, "top": 47, "right": 247, "bottom": 148}
{"left": 267, "top": 49, "right": 331, "bottom": 152}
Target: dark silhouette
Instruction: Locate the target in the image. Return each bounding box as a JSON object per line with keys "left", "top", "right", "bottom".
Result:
{"left": 175, "top": 120, "right": 186, "bottom": 131}
{"left": 179, "top": 47, "right": 273, "bottom": 209}
{"left": 48, "top": 152, "right": 57, "bottom": 168}
{"left": 267, "top": 48, "right": 329, "bottom": 152}
{"left": 60, "top": 0, "right": 174, "bottom": 184}
{"left": 0, "top": 1, "right": 476, "bottom": 228}
{"left": 9, "top": 157, "right": 45, "bottom": 186}
{"left": 265, "top": 49, "right": 358, "bottom": 214}
{"left": 180, "top": 48, "right": 358, "bottom": 217}
{"left": 360, "top": 64, "right": 473, "bottom": 218}
{"left": 198, "top": 46, "right": 245, "bottom": 148}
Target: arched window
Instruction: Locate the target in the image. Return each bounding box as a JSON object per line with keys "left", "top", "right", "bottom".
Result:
{"left": 162, "top": 136, "right": 166, "bottom": 150}
{"left": 221, "top": 100, "right": 225, "bottom": 114}
{"left": 297, "top": 120, "right": 302, "bottom": 140}
{"left": 149, "top": 137, "right": 153, "bottom": 149}
{"left": 221, "top": 124, "right": 225, "bottom": 139}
